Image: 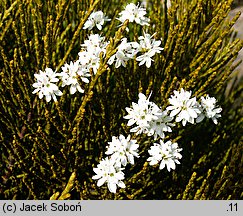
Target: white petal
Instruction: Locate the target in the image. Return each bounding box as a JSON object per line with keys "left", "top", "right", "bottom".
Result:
{"left": 127, "top": 119, "right": 136, "bottom": 126}
{"left": 146, "top": 58, "right": 152, "bottom": 68}
{"left": 117, "top": 181, "right": 126, "bottom": 188}
{"left": 108, "top": 182, "right": 117, "bottom": 193}
{"left": 196, "top": 114, "right": 205, "bottom": 123}
{"left": 170, "top": 108, "right": 181, "bottom": 117}
{"left": 39, "top": 92, "right": 43, "bottom": 99}
{"left": 159, "top": 161, "right": 166, "bottom": 170}
{"left": 81, "top": 77, "right": 90, "bottom": 83}
{"left": 92, "top": 174, "right": 101, "bottom": 180}
{"left": 32, "top": 89, "right": 39, "bottom": 94}
{"left": 52, "top": 94, "right": 57, "bottom": 102}
{"left": 70, "top": 85, "right": 77, "bottom": 94}
{"left": 45, "top": 94, "right": 51, "bottom": 102}
{"left": 188, "top": 109, "right": 198, "bottom": 118}
{"left": 97, "top": 24, "right": 102, "bottom": 30}
{"left": 212, "top": 118, "right": 218, "bottom": 124}
{"left": 108, "top": 55, "right": 116, "bottom": 65}
{"left": 182, "top": 119, "right": 187, "bottom": 126}
{"left": 55, "top": 90, "right": 63, "bottom": 96}
{"left": 97, "top": 177, "right": 106, "bottom": 187}
{"left": 77, "top": 85, "right": 84, "bottom": 93}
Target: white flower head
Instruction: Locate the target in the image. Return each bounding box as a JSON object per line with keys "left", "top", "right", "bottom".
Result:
{"left": 78, "top": 51, "right": 100, "bottom": 74}
{"left": 166, "top": 88, "right": 201, "bottom": 126}
{"left": 147, "top": 140, "right": 182, "bottom": 172}
{"left": 196, "top": 95, "right": 222, "bottom": 124}
{"left": 78, "top": 34, "right": 109, "bottom": 75}
{"left": 92, "top": 157, "right": 125, "bottom": 193}
{"left": 105, "top": 134, "right": 139, "bottom": 167}
{"left": 32, "top": 68, "right": 62, "bottom": 102}
{"left": 81, "top": 34, "right": 108, "bottom": 56}
{"left": 59, "top": 61, "right": 86, "bottom": 94}
{"left": 108, "top": 38, "right": 139, "bottom": 68}
{"left": 83, "top": 11, "right": 110, "bottom": 30}
{"left": 147, "top": 110, "right": 175, "bottom": 140}
{"left": 118, "top": 3, "right": 150, "bottom": 26}
{"left": 136, "top": 32, "right": 164, "bottom": 68}
{"left": 124, "top": 92, "right": 162, "bottom": 135}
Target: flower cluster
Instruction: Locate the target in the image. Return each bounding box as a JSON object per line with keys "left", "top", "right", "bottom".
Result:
{"left": 117, "top": 3, "right": 150, "bottom": 26}
{"left": 59, "top": 61, "right": 88, "bottom": 95}
{"left": 78, "top": 34, "right": 108, "bottom": 75}
{"left": 32, "top": 4, "right": 163, "bottom": 102}
{"left": 136, "top": 33, "right": 164, "bottom": 67}
{"left": 92, "top": 157, "right": 125, "bottom": 193}
{"left": 123, "top": 89, "right": 222, "bottom": 174}
{"left": 166, "top": 88, "right": 201, "bottom": 126}
{"left": 166, "top": 89, "right": 222, "bottom": 125}
{"left": 123, "top": 92, "right": 181, "bottom": 171}
{"left": 124, "top": 92, "right": 173, "bottom": 139}
{"left": 32, "top": 33, "right": 108, "bottom": 101}
{"left": 109, "top": 4, "right": 163, "bottom": 68}
{"left": 93, "top": 87, "right": 223, "bottom": 193}
{"left": 196, "top": 95, "right": 223, "bottom": 124}
{"left": 147, "top": 140, "right": 182, "bottom": 172}
{"left": 108, "top": 32, "right": 163, "bottom": 68}
{"left": 32, "top": 68, "right": 62, "bottom": 102}
{"left": 108, "top": 38, "right": 139, "bottom": 68}
{"left": 92, "top": 135, "right": 139, "bottom": 193}
{"left": 83, "top": 11, "right": 110, "bottom": 30}
{"left": 105, "top": 135, "right": 140, "bottom": 167}
{"left": 31, "top": 2, "right": 223, "bottom": 195}
{"left": 92, "top": 88, "right": 223, "bottom": 193}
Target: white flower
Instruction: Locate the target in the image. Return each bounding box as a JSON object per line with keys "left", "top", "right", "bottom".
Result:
{"left": 108, "top": 51, "right": 129, "bottom": 68}
{"left": 137, "top": 33, "right": 163, "bottom": 53}
{"left": 196, "top": 95, "right": 222, "bottom": 124}
{"left": 136, "top": 32, "right": 163, "bottom": 68}
{"left": 166, "top": 88, "right": 201, "bottom": 126}
{"left": 118, "top": 3, "right": 150, "bottom": 26}
{"left": 92, "top": 157, "right": 125, "bottom": 193}
{"left": 83, "top": 11, "right": 110, "bottom": 30}
{"left": 32, "top": 68, "right": 62, "bottom": 102}
{"left": 136, "top": 52, "right": 155, "bottom": 68}
{"left": 78, "top": 51, "right": 100, "bottom": 74}
{"left": 77, "top": 65, "right": 91, "bottom": 84}
{"left": 79, "top": 34, "right": 109, "bottom": 75}
{"left": 147, "top": 110, "right": 175, "bottom": 140}
{"left": 147, "top": 140, "right": 182, "bottom": 172}
{"left": 82, "top": 34, "right": 108, "bottom": 55}
{"left": 124, "top": 92, "right": 162, "bottom": 134}
{"left": 108, "top": 38, "right": 139, "bottom": 68}
{"left": 105, "top": 135, "right": 139, "bottom": 167}
{"left": 59, "top": 61, "right": 86, "bottom": 94}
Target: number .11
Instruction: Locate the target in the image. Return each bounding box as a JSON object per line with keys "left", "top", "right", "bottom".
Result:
{"left": 229, "top": 203, "right": 237, "bottom": 211}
